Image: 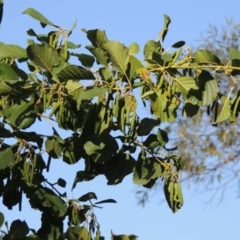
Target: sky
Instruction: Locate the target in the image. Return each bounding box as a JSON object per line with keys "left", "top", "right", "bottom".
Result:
{"left": 1, "top": 0, "right": 240, "bottom": 239}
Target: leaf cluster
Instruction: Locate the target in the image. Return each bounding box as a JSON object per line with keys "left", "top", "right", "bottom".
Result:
{"left": 0, "top": 8, "right": 240, "bottom": 240}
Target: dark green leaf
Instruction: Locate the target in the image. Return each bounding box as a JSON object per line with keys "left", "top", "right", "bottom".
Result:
{"left": 34, "top": 187, "right": 67, "bottom": 217}
{"left": 57, "top": 65, "right": 94, "bottom": 82}
{"left": 57, "top": 178, "right": 66, "bottom": 188}
{"left": 95, "top": 199, "right": 117, "bottom": 204}
{"left": 0, "top": 212, "right": 4, "bottom": 228}
{"left": 45, "top": 136, "right": 62, "bottom": 159}
{"left": 0, "top": 146, "right": 14, "bottom": 170}
{"left": 137, "top": 118, "right": 160, "bottom": 136}
{"left": 157, "top": 128, "right": 169, "bottom": 146}
{"left": 78, "top": 192, "right": 97, "bottom": 202}
{"left": 157, "top": 14, "right": 171, "bottom": 42}
{"left": 0, "top": 126, "right": 14, "bottom": 138}
{"left": 86, "top": 46, "right": 108, "bottom": 67}
{"left": 78, "top": 54, "right": 95, "bottom": 68}
{"left": 9, "top": 220, "right": 29, "bottom": 238}
{"left": 85, "top": 29, "right": 108, "bottom": 48}
{"left": 171, "top": 41, "right": 185, "bottom": 48}
{"left": 104, "top": 153, "right": 136, "bottom": 185}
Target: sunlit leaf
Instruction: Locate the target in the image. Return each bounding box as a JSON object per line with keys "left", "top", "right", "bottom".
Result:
{"left": 22, "top": 8, "right": 59, "bottom": 28}
{"left": 27, "top": 43, "right": 60, "bottom": 72}
{"left": 129, "top": 42, "right": 140, "bottom": 55}
{"left": 103, "top": 41, "right": 129, "bottom": 73}
{"left": 0, "top": 44, "right": 27, "bottom": 60}
{"left": 195, "top": 50, "right": 221, "bottom": 65}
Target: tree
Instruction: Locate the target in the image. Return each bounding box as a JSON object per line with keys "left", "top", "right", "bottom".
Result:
{"left": 0, "top": 8, "right": 240, "bottom": 240}
{"left": 136, "top": 18, "right": 240, "bottom": 206}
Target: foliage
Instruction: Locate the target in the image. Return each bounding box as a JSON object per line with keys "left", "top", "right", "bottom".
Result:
{"left": 137, "top": 18, "right": 240, "bottom": 206}
{"left": 0, "top": 8, "right": 240, "bottom": 240}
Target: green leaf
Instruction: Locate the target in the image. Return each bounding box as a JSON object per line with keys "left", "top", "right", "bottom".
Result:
{"left": 22, "top": 8, "right": 58, "bottom": 28}
{"left": 129, "top": 42, "right": 140, "bottom": 55}
{"left": 195, "top": 50, "right": 221, "bottom": 65}
{"left": 86, "top": 46, "right": 108, "bottom": 67}
{"left": 171, "top": 41, "right": 185, "bottom": 48}
{"left": 143, "top": 40, "right": 162, "bottom": 58}
{"left": 137, "top": 118, "right": 160, "bottom": 136}
{"left": 95, "top": 199, "right": 117, "bottom": 204}
{"left": 3, "top": 98, "right": 36, "bottom": 129}
{"left": 9, "top": 220, "right": 29, "bottom": 238}
{"left": 34, "top": 187, "right": 67, "bottom": 217}
{"left": 133, "top": 156, "right": 163, "bottom": 185}
{"left": 188, "top": 80, "right": 218, "bottom": 106}
{"left": 143, "top": 134, "right": 160, "bottom": 149}
{"left": 85, "top": 29, "right": 108, "bottom": 48}
{"left": 182, "top": 102, "right": 199, "bottom": 118}
{"left": 78, "top": 53, "right": 95, "bottom": 68}
{"left": 78, "top": 192, "right": 97, "bottom": 202}
{"left": 27, "top": 43, "right": 60, "bottom": 72}
{"left": 157, "top": 128, "right": 169, "bottom": 146}
{"left": 0, "top": 44, "right": 27, "bottom": 60}
{"left": 0, "top": 62, "right": 20, "bottom": 81}
{"left": 45, "top": 136, "right": 62, "bottom": 159}
{"left": 174, "top": 76, "right": 198, "bottom": 99}
{"left": 67, "top": 41, "right": 81, "bottom": 49}
{"left": 103, "top": 41, "right": 129, "bottom": 73}
{"left": 104, "top": 153, "right": 136, "bottom": 185}
{"left": 62, "top": 135, "right": 84, "bottom": 164}
{"left": 76, "top": 88, "right": 107, "bottom": 108}
{"left": 57, "top": 178, "right": 66, "bottom": 188}
{"left": 157, "top": 14, "right": 171, "bottom": 42}
{"left": 229, "top": 48, "right": 240, "bottom": 60}
{"left": 0, "top": 212, "right": 4, "bottom": 228}
{"left": 13, "top": 130, "right": 44, "bottom": 149}
{"left": 214, "top": 93, "right": 232, "bottom": 124}
{"left": 0, "top": 146, "right": 14, "bottom": 170}
{"left": 0, "top": 125, "right": 14, "bottom": 138}
{"left": 57, "top": 65, "right": 94, "bottom": 82}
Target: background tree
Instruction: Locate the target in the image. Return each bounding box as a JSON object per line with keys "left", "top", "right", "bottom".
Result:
{"left": 0, "top": 8, "right": 240, "bottom": 240}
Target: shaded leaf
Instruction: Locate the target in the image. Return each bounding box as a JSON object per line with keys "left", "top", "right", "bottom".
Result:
{"left": 57, "top": 65, "right": 94, "bottom": 82}
{"left": 104, "top": 153, "right": 136, "bottom": 185}
{"left": 57, "top": 178, "right": 66, "bottom": 188}
{"left": 0, "top": 146, "right": 14, "bottom": 170}
{"left": 171, "top": 41, "right": 185, "bottom": 48}
{"left": 78, "top": 53, "right": 95, "bottom": 68}
{"left": 78, "top": 192, "right": 97, "bottom": 202}
{"left": 34, "top": 187, "right": 67, "bottom": 217}
{"left": 9, "top": 220, "right": 29, "bottom": 238}
{"left": 157, "top": 14, "right": 171, "bottom": 42}
{"left": 137, "top": 118, "right": 160, "bottom": 136}
{"left": 0, "top": 212, "right": 4, "bottom": 228}
{"left": 157, "top": 128, "right": 169, "bottom": 146}
{"left": 95, "top": 199, "right": 117, "bottom": 204}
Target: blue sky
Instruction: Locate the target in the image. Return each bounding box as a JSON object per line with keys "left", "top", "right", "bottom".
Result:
{"left": 1, "top": 0, "right": 240, "bottom": 239}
